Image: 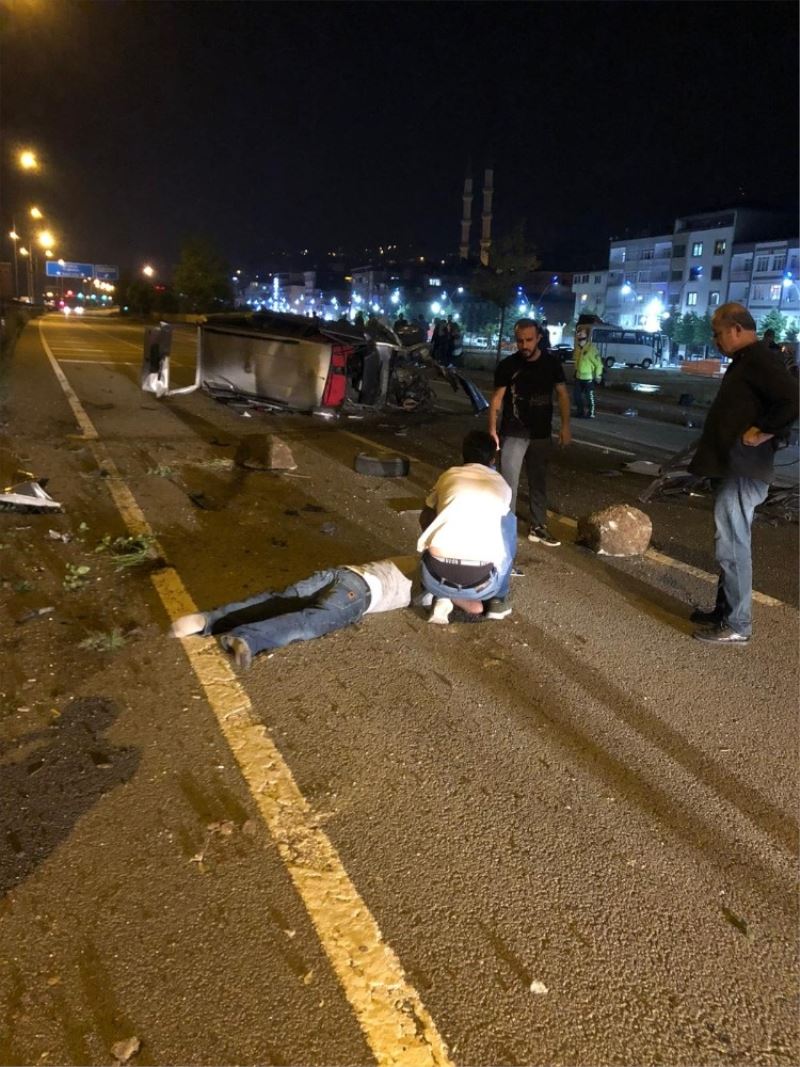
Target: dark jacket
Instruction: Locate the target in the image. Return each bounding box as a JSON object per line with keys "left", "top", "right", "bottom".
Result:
{"left": 689, "top": 341, "right": 799, "bottom": 481}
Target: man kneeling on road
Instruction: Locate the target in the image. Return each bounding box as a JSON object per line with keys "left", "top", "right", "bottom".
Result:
{"left": 417, "top": 430, "right": 516, "bottom": 624}
{"left": 170, "top": 558, "right": 415, "bottom": 669}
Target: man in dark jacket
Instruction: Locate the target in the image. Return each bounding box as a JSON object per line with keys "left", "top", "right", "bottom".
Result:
{"left": 689, "top": 303, "right": 798, "bottom": 644}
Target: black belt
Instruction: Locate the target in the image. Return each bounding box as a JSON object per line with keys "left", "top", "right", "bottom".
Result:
{"left": 423, "top": 552, "right": 495, "bottom": 591}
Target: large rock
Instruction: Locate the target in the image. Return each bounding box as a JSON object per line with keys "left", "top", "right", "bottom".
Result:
{"left": 577, "top": 503, "right": 652, "bottom": 557}
{"left": 234, "top": 434, "right": 296, "bottom": 471}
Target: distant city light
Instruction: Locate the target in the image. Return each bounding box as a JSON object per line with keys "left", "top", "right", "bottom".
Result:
{"left": 430, "top": 301, "right": 442, "bottom": 314}
{"left": 18, "top": 150, "right": 39, "bottom": 171}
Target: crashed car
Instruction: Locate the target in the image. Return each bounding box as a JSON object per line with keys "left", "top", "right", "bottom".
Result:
{"left": 142, "top": 311, "right": 489, "bottom": 416}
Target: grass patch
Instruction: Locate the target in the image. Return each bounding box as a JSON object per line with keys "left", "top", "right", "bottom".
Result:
{"left": 63, "top": 563, "right": 91, "bottom": 591}
{"left": 95, "top": 533, "right": 156, "bottom": 569}
{"left": 79, "top": 628, "right": 127, "bottom": 653}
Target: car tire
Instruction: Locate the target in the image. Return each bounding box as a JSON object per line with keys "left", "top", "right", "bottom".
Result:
{"left": 604, "top": 356, "right": 615, "bottom": 369}
{"left": 353, "top": 451, "right": 410, "bottom": 478}
{"left": 641, "top": 358, "right": 652, "bottom": 369}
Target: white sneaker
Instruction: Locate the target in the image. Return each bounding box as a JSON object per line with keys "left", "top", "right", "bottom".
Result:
{"left": 170, "top": 612, "right": 206, "bottom": 638}
{"left": 428, "top": 598, "right": 453, "bottom": 625}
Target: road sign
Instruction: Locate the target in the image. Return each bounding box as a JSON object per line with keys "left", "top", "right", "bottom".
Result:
{"left": 46, "top": 261, "right": 94, "bottom": 278}
{"left": 94, "top": 264, "right": 119, "bottom": 281}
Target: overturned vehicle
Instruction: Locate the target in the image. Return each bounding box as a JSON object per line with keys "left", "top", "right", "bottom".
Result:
{"left": 141, "top": 312, "right": 488, "bottom": 416}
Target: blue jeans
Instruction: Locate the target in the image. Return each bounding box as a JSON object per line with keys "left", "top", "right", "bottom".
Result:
{"left": 713, "top": 477, "right": 769, "bottom": 636}
{"left": 500, "top": 436, "right": 552, "bottom": 527}
{"left": 201, "top": 568, "right": 370, "bottom": 656}
{"left": 420, "top": 513, "right": 517, "bottom": 602}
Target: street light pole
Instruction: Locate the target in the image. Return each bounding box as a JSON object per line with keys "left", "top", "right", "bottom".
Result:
{"left": 9, "top": 224, "right": 20, "bottom": 298}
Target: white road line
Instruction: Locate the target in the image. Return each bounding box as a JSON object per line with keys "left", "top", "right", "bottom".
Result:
{"left": 57, "top": 359, "right": 137, "bottom": 365}
{"left": 37, "top": 323, "right": 452, "bottom": 1067}
{"left": 570, "top": 436, "right": 635, "bottom": 456}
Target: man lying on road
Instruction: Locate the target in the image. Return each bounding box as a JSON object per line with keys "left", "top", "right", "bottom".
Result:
{"left": 170, "top": 558, "right": 415, "bottom": 669}
{"left": 417, "top": 430, "right": 517, "bottom": 624}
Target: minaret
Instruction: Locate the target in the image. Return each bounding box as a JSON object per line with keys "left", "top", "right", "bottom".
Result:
{"left": 480, "top": 167, "right": 493, "bottom": 267}
{"left": 459, "top": 171, "right": 473, "bottom": 261}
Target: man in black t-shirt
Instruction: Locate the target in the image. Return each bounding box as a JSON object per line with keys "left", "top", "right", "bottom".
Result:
{"left": 488, "top": 319, "right": 572, "bottom": 546}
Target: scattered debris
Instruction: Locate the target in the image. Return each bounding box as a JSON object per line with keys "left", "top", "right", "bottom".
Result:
{"left": 621, "top": 408, "right": 639, "bottom": 417}
{"left": 111, "top": 1036, "right": 141, "bottom": 1064}
{"left": 319, "top": 522, "right": 337, "bottom": 536}
{"left": 623, "top": 459, "right": 662, "bottom": 476}
{"left": 47, "top": 529, "right": 72, "bottom": 543}
{"left": 529, "top": 980, "right": 549, "bottom": 995}
{"left": 354, "top": 452, "right": 410, "bottom": 478}
{"left": 187, "top": 491, "right": 219, "bottom": 510}
{"left": 0, "top": 480, "right": 62, "bottom": 514}
{"left": 147, "top": 465, "right": 176, "bottom": 477}
{"left": 16, "top": 606, "right": 54, "bottom": 624}
{"left": 578, "top": 504, "right": 652, "bottom": 557}
{"left": 721, "top": 905, "right": 749, "bottom": 937}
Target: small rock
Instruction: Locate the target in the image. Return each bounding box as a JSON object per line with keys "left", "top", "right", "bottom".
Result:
{"left": 578, "top": 504, "right": 652, "bottom": 556}
{"left": 111, "top": 1036, "right": 141, "bottom": 1063}
{"left": 319, "top": 522, "right": 337, "bottom": 536}
{"left": 530, "top": 980, "right": 549, "bottom": 995}
{"left": 235, "top": 434, "right": 296, "bottom": 471}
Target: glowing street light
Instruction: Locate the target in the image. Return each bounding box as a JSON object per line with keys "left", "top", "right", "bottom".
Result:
{"left": 37, "top": 229, "right": 55, "bottom": 250}
{"left": 29, "top": 206, "right": 43, "bottom": 220}
{"left": 142, "top": 265, "right": 155, "bottom": 278}
{"left": 18, "top": 149, "right": 39, "bottom": 171}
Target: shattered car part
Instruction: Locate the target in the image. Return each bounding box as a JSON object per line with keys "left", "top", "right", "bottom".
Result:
{"left": 0, "top": 480, "right": 63, "bottom": 514}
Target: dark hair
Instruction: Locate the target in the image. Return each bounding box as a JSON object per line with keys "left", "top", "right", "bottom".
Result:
{"left": 514, "top": 317, "right": 540, "bottom": 335}
{"left": 462, "top": 430, "right": 498, "bottom": 466}
{"left": 713, "top": 302, "right": 756, "bottom": 331}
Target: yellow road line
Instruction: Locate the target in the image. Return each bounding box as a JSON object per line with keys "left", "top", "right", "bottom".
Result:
{"left": 38, "top": 323, "right": 452, "bottom": 1067}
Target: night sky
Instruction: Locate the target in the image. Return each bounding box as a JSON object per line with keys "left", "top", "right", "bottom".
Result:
{"left": 3, "top": 0, "right": 797, "bottom": 275}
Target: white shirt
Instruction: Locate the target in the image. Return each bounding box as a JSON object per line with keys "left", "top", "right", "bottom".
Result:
{"left": 344, "top": 557, "right": 414, "bottom": 614}
{"left": 416, "top": 463, "right": 511, "bottom": 567}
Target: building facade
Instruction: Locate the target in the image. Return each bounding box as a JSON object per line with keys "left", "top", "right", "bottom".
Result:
{"left": 572, "top": 207, "right": 799, "bottom": 335}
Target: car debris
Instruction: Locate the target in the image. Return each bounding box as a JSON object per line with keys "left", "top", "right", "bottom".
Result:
{"left": 623, "top": 459, "right": 662, "bottom": 476}
{"left": 0, "top": 480, "right": 62, "bottom": 514}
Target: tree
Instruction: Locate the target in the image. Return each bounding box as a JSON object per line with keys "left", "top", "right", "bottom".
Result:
{"left": 673, "top": 312, "right": 698, "bottom": 354}
{"left": 126, "top": 278, "right": 155, "bottom": 316}
{"left": 759, "top": 308, "right": 788, "bottom": 341}
{"left": 470, "top": 220, "right": 540, "bottom": 364}
{"left": 692, "top": 311, "right": 713, "bottom": 355}
{"left": 173, "top": 237, "right": 233, "bottom": 313}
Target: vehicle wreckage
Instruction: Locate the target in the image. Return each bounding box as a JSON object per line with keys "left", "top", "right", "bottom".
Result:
{"left": 141, "top": 312, "right": 488, "bottom": 416}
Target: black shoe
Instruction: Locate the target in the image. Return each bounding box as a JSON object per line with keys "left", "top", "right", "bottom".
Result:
{"left": 528, "top": 526, "right": 561, "bottom": 547}
{"left": 693, "top": 625, "right": 750, "bottom": 645}
{"left": 485, "top": 597, "right": 512, "bottom": 620}
{"left": 689, "top": 607, "right": 724, "bottom": 625}
{"left": 220, "top": 634, "right": 254, "bottom": 669}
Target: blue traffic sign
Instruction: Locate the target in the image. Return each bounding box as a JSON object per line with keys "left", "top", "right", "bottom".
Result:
{"left": 94, "top": 264, "right": 119, "bottom": 281}
{"left": 46, "top": 261, "right": 94, "bottom": 278}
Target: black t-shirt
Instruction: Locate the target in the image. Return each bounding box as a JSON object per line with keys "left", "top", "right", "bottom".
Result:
{"left": 494, "top": 351, "right": 566, "bottom": 439}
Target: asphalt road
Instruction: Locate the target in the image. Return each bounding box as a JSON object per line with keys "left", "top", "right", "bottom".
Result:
{"left": 0, "top": 315, "right": 797, "bottom": 1066}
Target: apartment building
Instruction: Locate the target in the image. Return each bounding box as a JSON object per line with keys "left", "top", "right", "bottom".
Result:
{"left": 572, "top": 207, "right": 799, "bottom": 331}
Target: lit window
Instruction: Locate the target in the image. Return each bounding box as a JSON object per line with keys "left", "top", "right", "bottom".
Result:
{"left": 581, "top": 293, "right": 588, "bottom": 302}
{"left": 689, "top": 266, "right": 703, "bottom": 281}
{"left": 709, "top": 291, "right": 720, "bottom": 306}
{"left": 687, "top": 292, "right": 698, "bottom": 306}
{"left": 770, "top": 284, "right": 781, "bottom": 301}
{"left": 641, "top": 249, "right": 654, "bottom": 260}
{"left": 714, "top": 239, "right": 727, "bottom": 255}
{"left": 691, "top": 242, "right": 703, "bottom": 257}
